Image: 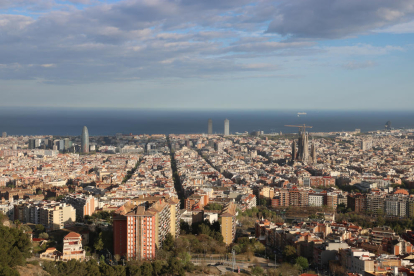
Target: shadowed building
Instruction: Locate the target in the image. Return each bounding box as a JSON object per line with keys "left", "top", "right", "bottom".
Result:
{"left": 81, "top": 126, "right": 89, "bottom": 153}
{"left": 208, "top": 119, "right": 213, "bottom": 134}
{"left": 224, "top": 119, "right": 229, "bottom": 136}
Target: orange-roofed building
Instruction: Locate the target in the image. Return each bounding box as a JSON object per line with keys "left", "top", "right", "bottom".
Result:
{"left": 393, "top": 189, "right": 409, "bottom": 196}
{"left": 62, "top": 232, "right": 86, "bottom": 261}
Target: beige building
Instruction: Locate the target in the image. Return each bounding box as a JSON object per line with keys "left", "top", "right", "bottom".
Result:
{"left": 221, "top": 202, "right": 237, "bottom": 245}
{"left": 62, "top": 232, "right": 86, "bottom": 261}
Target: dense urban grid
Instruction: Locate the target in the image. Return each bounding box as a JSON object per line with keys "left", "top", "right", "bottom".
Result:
{"left": 2, "top": 121, "right": 414, "bottom": 276}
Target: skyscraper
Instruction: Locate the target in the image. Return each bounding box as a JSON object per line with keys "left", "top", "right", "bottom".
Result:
{"left": 208, "top": 119, "right": 213, "bottom": 134}
{"left": 224, "top": 119, "right": 229, "bottom": 136}
{"left": 81, "top": 126, "right": 89, "bottom": 153}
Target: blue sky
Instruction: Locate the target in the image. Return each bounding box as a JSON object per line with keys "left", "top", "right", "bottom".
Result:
{"left": 1, "top": 0, "right": 414, "bottom": 110}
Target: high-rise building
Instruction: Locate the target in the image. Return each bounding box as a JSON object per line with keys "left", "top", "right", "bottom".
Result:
{"left": 208, "top": 119, "right": 213, "bottom": 134}
{"left": 385, "top": 121, "right": 392, "bottom": 131}
{"left": 220, "top": 202, "right": 236, "bottom": 245}
{"left": 64, "top": 138, "right": 72, "bottom": 150}
{"left": 81, "top": 126, "right": 89, "bottom": 153}
{"left": 224, "top": 119, "right": 229, "bottom": 136}
{"left": 113, "top": 196, "right": 181, "bottom": 261}
{"left": 1, "top": 132, "right": 6, "bottom": 138}
{"left": 28, "top": 139, "right": 36, "bottom": 149}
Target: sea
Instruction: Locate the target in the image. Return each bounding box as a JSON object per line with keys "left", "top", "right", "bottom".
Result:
{"left": 0, "top": 107, "right": 413, "bottom": 136}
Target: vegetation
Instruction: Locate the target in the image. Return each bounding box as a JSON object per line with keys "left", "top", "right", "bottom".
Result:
{"left": 231, "top": 237, "right": 265, "bottom": 259}
{"left": 204, "top": 203, "right": 223, "bottom": 211}
{"left": 296, "top": 256, "right": 309, "bottom": 270}
{"left": 85, "top": 211, "right": 114, "bottom": 225}
{"left": 0, "top": 225, "right": 32, "bottom": 274}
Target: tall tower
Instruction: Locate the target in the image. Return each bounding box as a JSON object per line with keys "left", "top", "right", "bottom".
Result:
{"left": 224, "top": 119, "right": 230, "bottom": 136}
{"left": 208, "top": 119, "right": 213, "bottom": 135}
{"left": 1, "top": 132, "right": 6, "bottom": 138}
{"left": 291, "top": 140, "right": 296, "bottom": 161}
{"left": 311, "top": 140, "right": 316, "bottom": 164}
{"left": 297, "top": 127, "right": 309, "bottom": 163}
{"left": 81, "top": 126, "right": 89, "bottom": 153}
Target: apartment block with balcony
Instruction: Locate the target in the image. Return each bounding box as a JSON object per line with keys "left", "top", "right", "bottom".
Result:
{"left": 62, "top": 232, "right": 86, "bottom": 261}
{"left": 221, "top": 202, "right": 237, "bottom": 245}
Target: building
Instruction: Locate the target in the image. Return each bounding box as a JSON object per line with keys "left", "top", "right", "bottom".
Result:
{"left": 1, "top": 132, "right": 6, "bottom": 138}
{"left": 221, "top": 202, "right": 237, "bottom": 245}
{"left": 208, "top": 119, "right": 213, "bottom": 135}
{"left": 63, "top": 194, "right": 97, "bottom": 218}
{"left": 81, "top": 126, "right": 89, "bottom": 153}
{"left": 62, "top": 232, "right": 86, "bottom": 261}
{"left": 361, "top": 140, "right": 373, "bottom": 151}
{"left": 14, "top": 201, "right": 76, "bottom": 230}
{"left": 113, "top": 196, "right": 180, "bottom": 260}
{"left": 309, "top": 194, "right": 324, "bottom": 207}
{"left": 297, "top": 126, "right": 309, "bottom": 163}
{"left": 224, "top": 119, "right": 230, "bottom": 136}
{"left": 347, "top": 193, "right": 366, "bottom": 213}
{"left": 28, "top": 139, "right": 36, "bottom": 149}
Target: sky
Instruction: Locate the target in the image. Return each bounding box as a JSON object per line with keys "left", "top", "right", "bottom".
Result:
{"left": 1, "top": 0, "right": 414, "bottom": 110}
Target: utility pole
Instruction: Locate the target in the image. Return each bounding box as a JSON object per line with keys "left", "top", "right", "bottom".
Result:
{"left": 232, "top": 249, "right": 236, "bottom": 272}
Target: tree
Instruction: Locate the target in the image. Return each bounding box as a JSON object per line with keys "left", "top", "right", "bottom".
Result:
{"left": 251, "top": 265, "right": 264, "bottom": 276}
{"left": 296, "top": 256, "right": 309, "bottom": 270}
{"left": 283, "top": 245, "right": 297, "bottom": 260}
{"left": 162, "top": 233, "right": 174, "bottom": 252}
{"left": 35, "top": 224, "right": 45, "bottom": 233}
{"left": 94, "top": 232, "right": 104, "bottom": 252}
{"left": 141, "top": 262, "right": 153, "bottom": 276}
{"left": 39, "top": 232, "right": 49, "bottom": 239}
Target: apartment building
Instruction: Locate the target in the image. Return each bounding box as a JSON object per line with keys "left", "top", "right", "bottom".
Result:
{"left": 63, "top": 194, "right": 97, "bottom": 218}
{"left": 62, "top": 232, "right": 86, "bottom": 261}
{"left": 14, "top": 201, "right": 76, "bottom": 230}
{"left": 221, "top": 202, "right": 237, "bottom": 245}
{"left": 113, "top": 196, "right": 181, "bottom": 260}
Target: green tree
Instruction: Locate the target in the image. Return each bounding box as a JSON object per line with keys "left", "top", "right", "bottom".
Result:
{"left": 283, "top": 245, "right": 297, "bottom": 260}
{"left": 162, "top": 233, "right": 174, "bottom": 252}
{"left": 94, "top": 232, "right": 104, "bottom": 252}
{"left": 141, "top": 262, "right": 153, "bottom": 276}
{"left": 296, "top": 256, "right": 309, "bottom": 270}
{"left": 251, "top": 265, "right": 264, "bottom": 276}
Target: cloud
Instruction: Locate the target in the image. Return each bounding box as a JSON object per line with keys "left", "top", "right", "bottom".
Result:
{"left": 325, "top": 44, "right": 404, "bottom": 56}
{"left": 0, "top": 0, "right": 412, "bottom": 85}
{"left": 377, "top": 20, "right": 414, "bottom": 34}
{"left": 342, "top": 60, "right": 377, "bottom": 70}
{"left": 267, "top": 0, "right": 414, "bottom": 38}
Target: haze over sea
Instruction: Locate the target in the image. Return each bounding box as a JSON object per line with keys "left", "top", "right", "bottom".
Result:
{"left": 1, "top": 108, "right": 413, "bottom": 136}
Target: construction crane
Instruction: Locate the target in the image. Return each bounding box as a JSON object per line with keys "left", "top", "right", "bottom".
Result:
{"left": 285, "top": 124, "right": 313, "bottom": 131}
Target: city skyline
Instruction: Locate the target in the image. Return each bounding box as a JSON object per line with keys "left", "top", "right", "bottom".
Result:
{"left": 1, "top": 1, "right": 414, "bottom": 110}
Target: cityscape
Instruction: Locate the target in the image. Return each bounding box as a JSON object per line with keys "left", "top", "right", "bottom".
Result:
{"left": 2, "top": 121, "right": 414, "bottom": 275}
{"left": 2, "top": 0, "right": 414, "bottom": 276}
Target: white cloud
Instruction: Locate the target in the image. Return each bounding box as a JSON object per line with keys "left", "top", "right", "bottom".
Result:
{"left": 342, "top": 60, "right": 377, "bottom": 70}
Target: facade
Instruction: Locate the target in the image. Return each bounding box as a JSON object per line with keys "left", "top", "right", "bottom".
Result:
{"left": 81, "top": 126, "right": 89, "bottom": 153}
{"left": 63, "top": 194, "right": 97, "bottom": 218}
{"left": 208, "top": 119, "right": 213, "bottom": 135}
{"left": 309, "top": 194, "right": 324, "bottom": 207}
{"left": 113, "top": 196, "right": 181, "bottom": 260}
{"left": 221, "top": 202, "right": 237, "bottom": 245}
{"left": 14, "top": 201, "right": 76, "bottom": 230}
{"left": 62, "top": 232, "right": 86, "bottom": 261}
{"left": 224, "top": 119, "right": 229, "bottom": 136}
